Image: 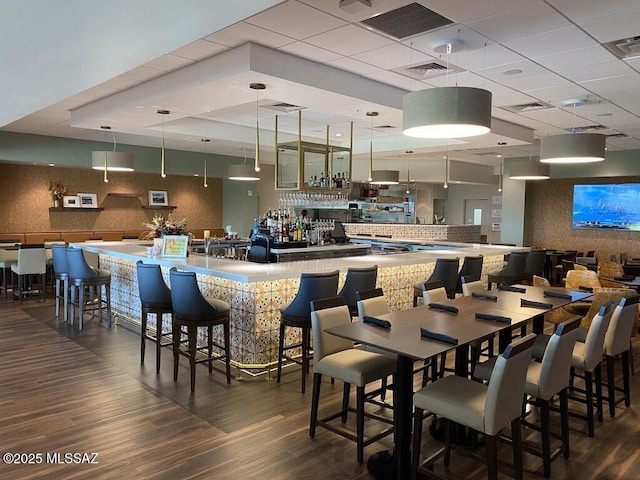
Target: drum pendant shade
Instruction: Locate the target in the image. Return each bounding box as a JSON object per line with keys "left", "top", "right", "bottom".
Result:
{"left": 539, "top": 133, "right": 605, "bottom": 164}
{"left": 402, "top": 87, "right": 492, "bottom": 138}
{"left": 91, "top": 151, "right": 134, "bottom": 171}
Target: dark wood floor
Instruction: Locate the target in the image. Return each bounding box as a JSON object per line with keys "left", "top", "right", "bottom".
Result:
{"left": 1, "top": 294, "right": 639, "bottom": 480}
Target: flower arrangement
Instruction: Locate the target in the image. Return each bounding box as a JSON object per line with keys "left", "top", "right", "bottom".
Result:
{"left": 144, "top": 214, "right": 190, "bottom": 239}
{"left": 48, "top": 180, "right": 67, "bottom": 201}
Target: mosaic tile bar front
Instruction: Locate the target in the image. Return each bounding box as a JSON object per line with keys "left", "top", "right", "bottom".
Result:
{"left": 100, "top": 251, "right": 505, "bottom": 374}
{"left": 343, "top": 223, "right": 481, "bottom": 242}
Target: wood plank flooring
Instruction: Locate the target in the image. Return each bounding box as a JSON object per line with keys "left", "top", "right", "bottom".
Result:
{"left": 1, "top": 295, "right": 639, "bottom": 479}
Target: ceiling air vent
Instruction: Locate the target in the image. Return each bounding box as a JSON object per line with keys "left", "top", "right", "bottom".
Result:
{"left": 360, "top": 2, "right": 453, "bottom": 40}
{"left": 501, "top": 101, "right": 554, "bottom": 114}
{"left": 263, "top": 102, "right": 306, "bottom": 113}
{"left": 374, "top": 124, "right": 397, "bottom": 129}
{"left": 607, "top": 132, "right": 628, "bottom": 138}
{"left": 602, "top": 36, "right": 640, "bottom": 60}
{"left": 394, "top": 59, "right": 464, "bottom": 80}
{"left": 564, "top": 124, "right": 608, "bottom": 133}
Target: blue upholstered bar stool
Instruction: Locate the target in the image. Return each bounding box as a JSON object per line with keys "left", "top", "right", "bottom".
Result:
{"left": 66, "top": 247, "right": 111, "bottom": 330}
{"left": 136, "top": 261, "right": 173, "bottom": 373}
{"left": 51, "top": 245, "right": 69, "bottom": 321}
{"left": 276, "top": 270, "right": 339, "bottom": 393}
{"left": 413, "top": 257, "right": 460, "bottom": 306}
{"left": 169, "top": 269, "right": 231, "bottom": 392}
{"left": 337, "top": 265, "right": 378, "bottom": 317}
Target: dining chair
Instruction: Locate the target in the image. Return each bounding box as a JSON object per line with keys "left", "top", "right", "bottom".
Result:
{"left": 487, "top": 251, "right": 528, "bottom": 289}
{"left": 412, "top": 334, "right": 536, "bottom": 480}
{"left": 455, "top": 255, "right": 483, "bottom": 294}
{"left": 309, "top": 296, "right": 396, "bottom": 464}
{"left": 603, "top": 295, "right": 639, "bottom": 417}
{"left": 413, "top": 258, "right": 459, "bottom": 306}
{"left": 11, "top": 245, "right": 47, "bottom": 303}
{"left": 475, "top": 316, "right": 581, "bottom": 478}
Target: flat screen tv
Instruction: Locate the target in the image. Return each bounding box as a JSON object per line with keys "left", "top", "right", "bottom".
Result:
{"left": 572, "top": 183, "right": 640, "bottom": 230}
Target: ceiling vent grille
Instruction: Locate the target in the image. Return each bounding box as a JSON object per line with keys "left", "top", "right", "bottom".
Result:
{"left": 564, "top": 124, "right": 608, "bottom": 133}
{"left": 374, "top": 124, "right": 397, "bottom": 129}
{"left": 394, "top": 59, "right": 464, "bottom": 80}
{"left": 263, "top": 102, "right": 306, "bottom": 113}
{"left": 602, "top": 36, "right": 640, "bottom": 60}
{"left": 501, "top": 101, "right": 554, "bottom": 114}
{"left": 360, "top": 2, "right": 453, "bottom": 40}
{"left": 607, "top": 132, "right": 628, "bottom": 138}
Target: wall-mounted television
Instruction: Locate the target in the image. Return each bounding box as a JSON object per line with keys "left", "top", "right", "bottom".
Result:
{"left": 573, "top": 183, "right": 640, "bottom": 230}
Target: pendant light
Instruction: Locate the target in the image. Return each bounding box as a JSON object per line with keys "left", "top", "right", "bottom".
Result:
{"left": 539, "top": 100, "right": 605, "bottom": 164}
{"left": 405, "top": 166, "right": 411, "bottom": 194}
{"left": 229, "top": 147, "right": 260, "bottom": 181}
{"left": 497, "top": 142, "right": 505, "bottom": 192}
{"left": 510, "top": 141, "right": 551, "bottom": 180}
{"left": 201, "top": 138, "right": 210, "bottom": 188}
{"left": 402, "top": 42, "right": 492, "bottom": 139}
{"left": 250, "top": 82, "right": 265, "bottom": 173}
{"left": 157, "top": 109, "right": 170, "bottom": 177}
{"left": 366, "top": 111, "right": 377, "bottom": 182}
{"left": 92, "top": 126, "right": 134, "bottom": 184}
{"left": 365, "top": 111, "right": 400, "bottom": 185}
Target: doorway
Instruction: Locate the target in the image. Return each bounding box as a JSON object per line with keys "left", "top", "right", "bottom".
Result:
{"left": 464, "top": 199, "right": 491, "bottom": 243}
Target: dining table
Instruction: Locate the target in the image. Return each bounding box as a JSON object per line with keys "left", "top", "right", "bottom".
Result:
{"left": 325, "top": 285, "right": 593, "bottom": 480}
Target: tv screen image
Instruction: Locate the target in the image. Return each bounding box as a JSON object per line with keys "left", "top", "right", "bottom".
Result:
{"left": 572, "top": 183, "right": 640, "bottom": 231}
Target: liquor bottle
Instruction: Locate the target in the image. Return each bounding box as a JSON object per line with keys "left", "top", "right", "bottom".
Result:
{"left": 319, "top": 173, "right": 325, "bottom": 188}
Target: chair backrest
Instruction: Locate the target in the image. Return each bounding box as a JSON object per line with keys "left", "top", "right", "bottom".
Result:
{"left": 620, "top": 252, "right": 628, "bottom": 263}
{"left": 497, "top": 251, "right": 528, "bottom": 277}
{"left": 246, "top": 233, "right": 270, "bottom": 263}
{"left": 426, "top": 258, "right": 460, "bottom": 298}
{"left": 310, "top": 296, "right": 353, "bottom": 363}
{"left": 282, "top": 270, "right": 340, "bottom": 319}
{"left": 461, "top": 277, "right": 484, "bottom": 296}
{"left": 16, "top": 247, "right": 46, "bottom": 275}
{"left": 65, "top": 248, "right": 97, "bottom": 279}
{"left": 136, "top": 261, "right": 171, "bottom": 306}
{"left": 622, "top": 263, "right": 640, "bottom": 277}
{"left": 537, "top": 316, "right": 581, "bottom": 399}
{"left": 604, "top": 295, "right": 640, "bottom": 357}
{"left": 456, "top": 255, "right": 483, "bottom": 293}
{"left": 578, "top": 287, "right": 636, "bottom": 328}
{"left": 565, "top": 269, "right": 600, "bottom": 291}
{"left": 580, "top": 304, "right": 613, "bottom": 372}
{"left": 576, "top": 256, "right": 597, "bottom": 266}
{"left": 532, "top": 275, "right": 550, "bottom": 287}
{"left": 586, "top": 250, "right": 595, "bottom": 258}
{"left": 423, "top": 283, "right": 448, "bottom": 304}
{"left": 356, "top": 288, "right": 388, "bottom": 318}
{"left": 169, "top": 269, "right": 219, "bottom": 316}
{"left": 338, "top": 265, "right": 378, "bottom": 311}
{"left": 484, "top": 334, "right": 535, "bottom": 436}
{"left": 51, "top": 244, "right": 69, "bottom": 276}
{"left": 524, "top": 249, "right": 546, "bottom": 276}
{"left": 598, "top": 260, "right": 624, "bottom": 279}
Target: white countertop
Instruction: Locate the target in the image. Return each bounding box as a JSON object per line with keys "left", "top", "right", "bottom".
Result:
{"left": 73, "top": 240, "right": 524, "bottom": 283}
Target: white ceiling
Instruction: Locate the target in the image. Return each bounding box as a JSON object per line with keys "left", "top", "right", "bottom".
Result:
{"left": 2, "top": 0, "right": 640, "bottom": 183}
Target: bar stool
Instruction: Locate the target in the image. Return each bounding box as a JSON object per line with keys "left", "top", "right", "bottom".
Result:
{"left": 413, "top": 257, "right": 459, "bottom": 306}
{"left": 51, "top": 245, "right": 69, "bottom": 321}
{"left": 276, "top": 270, "right": 339, "bottom": 393}
{"left": 137, "top": 261, "right": 173, "bottom": 373}
{"left": 66, "top": 247, "right": 111, "bottom": 330}
{"left": 337, "top": 265, "right": 378, "bottom": 317}
{"left": 169, "top": 269, "right": 231, "bottom": 392}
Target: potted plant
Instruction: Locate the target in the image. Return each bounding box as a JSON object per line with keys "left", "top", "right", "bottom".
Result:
{"left": 48, "top": 180, "right": 67, "bottom": 207}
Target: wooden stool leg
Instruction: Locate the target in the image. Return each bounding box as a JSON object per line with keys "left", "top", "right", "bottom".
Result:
{"left": 224, "top": 321, "right": 231, "bottom": 384}
{"left": 622, "top": 351, "right": 631, "bottom": 407}
{"left": 173, "top": 318, "right": 180, "bottom": 382}
{"left": 188, "top": 325, "right": 197, "bottom": 393}
{"left": 607, "top": 356, "right": 616, "bottom": 417}
{"left": 207, "top": 324, "right": 214, "bottom": 373}
{"left": 276, "top": 321, "right": 286, "bottom": 383}
{"left": 141, "top": 309, "right": 148, "bottom": 365}
{"left": 301, "top": 325, "right": 310, "bottom": 393}
{"left": 155, "top": 313, "right": 162, "bottom": 373}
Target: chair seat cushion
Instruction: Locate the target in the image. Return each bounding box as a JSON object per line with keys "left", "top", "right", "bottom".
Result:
{"left": 413, "top": 375, "right": 487, "bottom": 434}
{"left": 208, "top": 298, "right": 230, "bottom": 314}
{"left": 315, "top": 349, "right": 396, "bottom": 387}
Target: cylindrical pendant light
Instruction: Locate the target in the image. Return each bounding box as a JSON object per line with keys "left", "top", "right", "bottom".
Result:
{"left": 509, "top": 160, "right": 551, "bottom": 179}
{"left": 366, "top": 111, "right": 377, "bottom": 182}
{"left": 202, "top": 138, "right": 210, "bottom": 188}
{"left": 229, "top": 146, "right": 260, "bottom": 181}
{"left": 250, "top": 82, "right": 265, "bottom": 173}
{"left": 539, "top": 133, "right": 606, "bottom": 164}
{"left": 402, "top": 86, "right": 492, "bottom": 138}
{"left": 157, "top": 109, "right": 170, "bottom": 177}
{"left": 92, "top": 125, "right": 134, "bottom": 184}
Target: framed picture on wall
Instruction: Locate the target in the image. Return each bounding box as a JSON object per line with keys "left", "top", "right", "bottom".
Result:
{"left": 161, "top": 235, "right": 189, "bottom": 258}
{"left": 77, "top": 193, "right": 98, "bottom": 208}
{"left": 63, "top": 195, "right": 81, "bottom": 208}
{"left": 148, "top": 190, "right": 168, "bottom": 206}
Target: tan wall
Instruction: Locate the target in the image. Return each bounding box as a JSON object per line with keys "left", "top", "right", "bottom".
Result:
{"left": 0, "top": 163, "right": 223, "bottom": 233}
{"left": 524, "top": 176, "right": 640, "bottom": 260}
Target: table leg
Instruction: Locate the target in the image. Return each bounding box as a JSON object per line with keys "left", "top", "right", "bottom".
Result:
{"left": 367, "top": 354, "right": 413, "bottom": 480}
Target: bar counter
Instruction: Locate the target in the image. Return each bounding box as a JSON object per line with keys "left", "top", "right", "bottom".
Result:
{"left": 74, "top": 240, "right": 522, "bottom": 373}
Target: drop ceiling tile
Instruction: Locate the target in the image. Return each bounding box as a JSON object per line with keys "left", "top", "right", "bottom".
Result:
{"left": 453, "top": 44, "right": 526, "bottom": 72}
{"left": 352, "top": 43, "right": 432, "bottom": 70}
{"left": 556, "top": 60, "right": 635, "bottom": 83}
{"left": 326, "top": 57, "right": 381, "bottom": 76}
{"left": 492, "top": 91, "right": 539, "bottom": 108}
{"left": 278, "top": 41, "right": 344, "bottom": 62}
{"left": 579, "top": 74, "right": 639, "bottom": 95}
{"left": 481, "top": 60, "right": 548, "bottom": 84}
{"left": 172, "top": 40, "right": 229, "bottom": 61}
{"left": 421, "top": 0, "right": 540, "bottom": 24}
{"left": 624, "top": 56, "right": 640, "bottom": 70}
{"left": 204, "top": 21, "right": 296, "bottom": 48}
{"left": 504, "top": 26, "right": 596, "bottom": 58}
{"left": 304, "top": 24, "right": 394, "bottom": 57}
{"left": 535, "top": 45, "right": 617, "bottom": 72}
{"left": 468, "top": 2, "right": 570, "bottom": 43}
{"left": 505, "top": 72, "right": 569, "bottom": 92}
{"left": 525, "top": 85, "right": 590, "bottom": 103}
{"left": 579, "top": 10, "right": 640, "bottom": 43}
{"left": 144, "top": 54, "right": 194, "bottom": 72}
{"left": 120, "top": 66, "right": 165, "bottom": 82}
{"left": 402, "top": 25, "right": 492, "bottom": 57}
{"left": 363, "top": 69, "right": 416, "bottom": 90}
{"left": 244, "top": 0, "right": 347, "bottom": 40}
{"left": 548, "top": 0, "right": 640, "bottom": 23}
